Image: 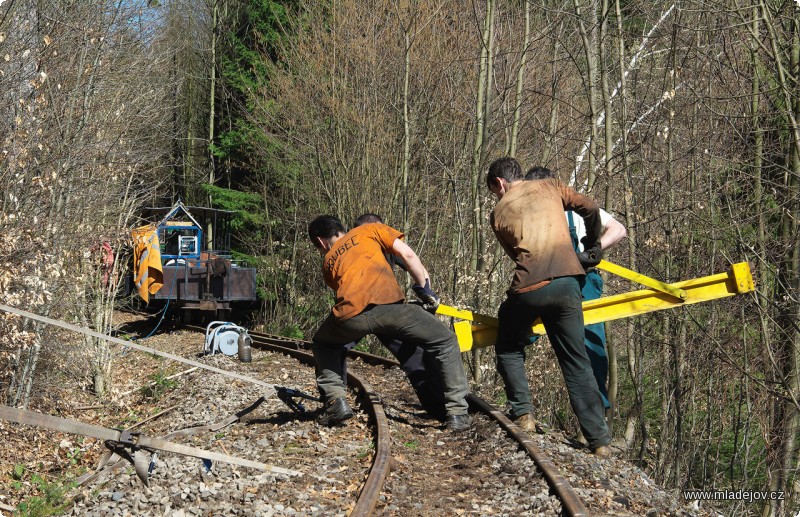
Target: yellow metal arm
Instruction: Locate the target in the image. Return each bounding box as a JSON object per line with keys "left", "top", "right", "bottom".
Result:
{"left": 437, "top": 262, "right": 755, "bottom": 352}
{"left": 596, "top": 260, "right": 687, "bottom": 300}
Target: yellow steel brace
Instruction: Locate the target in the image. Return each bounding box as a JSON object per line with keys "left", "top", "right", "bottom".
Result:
{"left": 595, "top": 260, "right": 687, "bottom": 300}
{"left": 437, "top": 262, "right": 755, "bottom": 352}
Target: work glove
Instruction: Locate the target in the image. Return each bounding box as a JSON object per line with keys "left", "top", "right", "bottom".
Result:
{"left": 580, "top": 236, "right": 600, "bottom": 250}
{"left": 577, "top": 237, "right": 603, "bottom": 268}
{"left": 412, "top": 279, "right": 440, "bottom": 312}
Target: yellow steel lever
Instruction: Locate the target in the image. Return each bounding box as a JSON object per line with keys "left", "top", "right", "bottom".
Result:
{"left": 437, "top": 262, "right": 755, "bottom": 352}
{"left": 596, "top": 260, "right": 687, "bottom": 301}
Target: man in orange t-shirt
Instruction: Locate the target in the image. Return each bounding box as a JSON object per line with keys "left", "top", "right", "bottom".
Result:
{"left": 308, "top": 215, "right": 471, "bottom": 431}
{"left": 347, "top": 213, "right": 447, "bottom": 421}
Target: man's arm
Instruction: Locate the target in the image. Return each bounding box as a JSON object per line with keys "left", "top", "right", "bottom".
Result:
{"left": 600, "top": 216, "right": 626, "bottom": 251}
{"left": 391, "top": 254, "right": 429, "bottom": 280}
{"left": 560, "top": 183, "right": 602, "bottom": 247}
{"left": 391, "top": 238, "right": 429, "bottom": 287}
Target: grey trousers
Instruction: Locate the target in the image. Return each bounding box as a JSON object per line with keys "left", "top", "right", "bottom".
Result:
{"left": 311, "top": 303, "right": 469, "bottom": 416}
{"left": 494, "top": 276, "right": 611, "bottom": 449}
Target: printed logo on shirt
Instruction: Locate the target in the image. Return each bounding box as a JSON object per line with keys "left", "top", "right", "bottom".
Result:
{"left": 325, "top": 235, "right": 359, "bottom": 272}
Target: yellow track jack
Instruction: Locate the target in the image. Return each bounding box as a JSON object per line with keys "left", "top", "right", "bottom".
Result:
{"left": 437, "top": 261, "right": 755, "bottom": 352}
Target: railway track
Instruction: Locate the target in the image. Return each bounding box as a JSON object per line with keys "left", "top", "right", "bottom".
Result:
{"left": 240, "top": 328, "right": 590, "bottom": 516}
{"left": 197, "top": 327, "right": 392, "bottom": 517}
{"left": 2, "top": 309, "right": 704, "bottom": 515}
{"left": 49, "top": 321, "right": 599, "bottom": 515}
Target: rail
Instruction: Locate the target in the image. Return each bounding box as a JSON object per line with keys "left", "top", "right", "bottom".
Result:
{"left": 240, "top": 329, "right": 590, "bottom": 517}
{"left": 187, "top": 326, "right": 391, "bottom": 517}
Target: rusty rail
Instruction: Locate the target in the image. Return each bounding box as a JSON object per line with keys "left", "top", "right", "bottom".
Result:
{"left": 466, "top": 394, "right": 589, "bottom": 516}
{"left": 238, "top": 331, "right": 392, "bottom": 517}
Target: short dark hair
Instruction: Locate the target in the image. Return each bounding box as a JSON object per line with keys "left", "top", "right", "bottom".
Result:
{"left": 354, "top": 213, "right": 383, "bottom": 226}
{"left": 524, "top": 166, "right": 554, "bottom": 180}
{"left": 308, "top": 215, "right": 345, "bottom": 244}
{"left": 487, "top": 157, "right": 523, "bottom": 189}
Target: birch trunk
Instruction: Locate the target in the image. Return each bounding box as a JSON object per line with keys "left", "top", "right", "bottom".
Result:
{"left": 469, "top": 0, "right": 494, "bottom": 381}
{"left": 508, "top": 0, "right": 530, "bottom": 158}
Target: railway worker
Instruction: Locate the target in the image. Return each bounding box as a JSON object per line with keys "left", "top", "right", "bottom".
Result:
{"left": 485, "top": 156, "right": 613, "bottom": 457}
{"left": 307, "top": 215, "right": 471, "bottom": 431}
{"left": 524, "top": 167, "right": 627, "bottom": 413}
{"left": 348, "top": 213, "right": 447, "bottom": 420}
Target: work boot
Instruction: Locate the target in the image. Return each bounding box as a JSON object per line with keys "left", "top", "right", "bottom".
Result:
{"left": 317, "top": 397, "right": 354, "bottom": 426}
{"left": 593, "top": 440, "right": 626, "bottom": 458}
{"left": 592, "top": 445, "right": 615, "bottom": 459}
{"left": 445, "top": 414, "right": 472, "bottom": 432}
{"left": 514, "top": 413, "right": 548, "bottom": 434}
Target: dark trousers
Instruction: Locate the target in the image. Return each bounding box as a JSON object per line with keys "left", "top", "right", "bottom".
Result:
{"left": 312, "top": 303, "right": 468, "bottom": 417}
{"left": 381, "top": 337, "right": 447, "bottom": 419}
{"left": 342, "top": 336, "right": 447, "bottom": 419}
{"left": 495, "top": 276, "right": 611, "bottom": 449}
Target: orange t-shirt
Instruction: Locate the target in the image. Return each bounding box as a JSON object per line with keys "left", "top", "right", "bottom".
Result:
{"left": 322, "top": 223, "right": 406, "bottom": 321}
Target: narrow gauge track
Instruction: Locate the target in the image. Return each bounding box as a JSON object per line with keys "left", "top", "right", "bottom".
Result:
{"left": 185, "top": 325, "right": 389, "bottom": 517}
{"left": 238, "top": 328, "right": 590, "bottom": 516}
{"left": 55, "top": 320, "right": 591, "bottom": 515}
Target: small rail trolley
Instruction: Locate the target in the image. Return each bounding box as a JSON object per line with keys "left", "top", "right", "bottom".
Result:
{"left": 131, "top": 201, "right": 257, "bottom": 319}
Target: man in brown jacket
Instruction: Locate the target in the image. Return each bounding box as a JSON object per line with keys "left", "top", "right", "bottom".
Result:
{"left": 486, "top": 157, "right": 612, "bottom": 457}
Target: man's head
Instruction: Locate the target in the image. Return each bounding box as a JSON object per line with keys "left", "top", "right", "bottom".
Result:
{"left": 524, "top": 166, "right": 555, "bottom": 181}
{"left": 487, "top": 157, "right": 524, "bottom": 199}
{"left": 354, "top": 213, "right": 383, "bottom": 227}
{"left": 308, "top": 215, "right": 346, "bottom": 252}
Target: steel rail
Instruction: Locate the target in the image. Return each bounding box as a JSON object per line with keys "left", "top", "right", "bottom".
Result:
{"left": 244, "top": 329, "right": 402, "bottom": 367}
{"left": 466, "top": 394, "right": 589, "bottom": 516}
{"left": 241, "top": 330, "right": 590, "bottom": 517}
{"left": 188, "top": 326, "right": 391, "bottom": 517}
{"left": 0, "top": 404, "right": 301, "bottom": 477}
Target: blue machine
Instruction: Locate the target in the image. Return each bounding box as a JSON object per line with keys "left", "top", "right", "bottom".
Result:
{"left": 141, "top": 202, "right": 257, "bottom": 318}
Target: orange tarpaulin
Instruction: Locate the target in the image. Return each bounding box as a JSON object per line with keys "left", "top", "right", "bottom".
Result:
{"left": 131, "top": 225, "right": 163, "bottom": 303}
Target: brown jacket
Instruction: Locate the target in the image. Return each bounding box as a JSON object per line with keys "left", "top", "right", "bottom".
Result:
{"left": 489, "top": 178, "right": 602, "bottom": 293}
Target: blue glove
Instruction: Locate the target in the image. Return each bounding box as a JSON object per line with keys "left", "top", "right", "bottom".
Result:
{"left": 412, "top": 280, "right": 440, "bottom": 312}
{"left": 525, "top": 334, "right": 541, "bottom": 346}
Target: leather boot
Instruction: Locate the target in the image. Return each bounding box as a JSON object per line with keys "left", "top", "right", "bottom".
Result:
{"left": 317, "top": 397, "right": 354, "bottom": 426}
{"left": 445, "top": 413, "right": 472, "bottom": 431}
{"left": 593, "top": 445, "right": 613, "bottom": 458}
{"left": 593, "top": 442, "right": 624, "bottom": 459}
{"left": 514, "top": 413, "right": 548, "bottom": 434}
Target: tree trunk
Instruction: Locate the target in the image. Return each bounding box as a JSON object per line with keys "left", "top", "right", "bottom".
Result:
{"left": 573, "top": 0, "right": 599, "bottom": 190}
{"left": 468, "top": 0, "right": 494, "bottom": 381}
{"left": 540, "top": 27, "right": 561, "bottom": 166}
{"left": 508, "top": 1, "right": 530, "bottom": 158}
{"left": 207, "top": 0, "right": 218, "bottom": 247}
{"left": 402, "top": 28, "right": 412, "bottom": 236}
{"left": 3, "top": 0, "right": 42, "bottom": 408}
